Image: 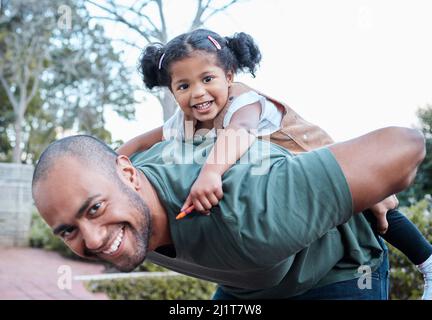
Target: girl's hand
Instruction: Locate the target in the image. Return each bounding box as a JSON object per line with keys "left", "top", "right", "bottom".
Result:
{"left": 181, "top": 170, "right": 224, "bottom": 213}
{"left": 370, "top": 195, "right": 399, "bottom": 234}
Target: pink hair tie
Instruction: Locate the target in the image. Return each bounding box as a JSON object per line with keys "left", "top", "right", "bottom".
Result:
{"left": 158, "top": 53, "right": 165, "bottom": 70}
{"left": 208, "top": 36, "right": 222, "bottom": 50}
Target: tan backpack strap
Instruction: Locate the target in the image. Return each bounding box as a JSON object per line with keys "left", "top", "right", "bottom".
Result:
{"left": 213, "top": 82, "right": 334, "bottom": 152}
{"left": 238, "top": 83, "right": 335, "bottom": 152}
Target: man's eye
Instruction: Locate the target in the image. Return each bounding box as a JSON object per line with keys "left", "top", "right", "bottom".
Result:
{"left": 178, "top": 84, "right": 188, "bottom": 90}
{"left": 203, "top": 76, "right": 213, "bottom": 83}
{"left": 89, "top": 202, "right": 102, "bottom": 216}
{"left": 61, "top": 227, "right": 75, "bottom": 239}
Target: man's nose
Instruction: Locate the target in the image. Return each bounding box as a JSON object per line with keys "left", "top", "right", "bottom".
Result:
{"left": 80, "top": 223, "right": 107, "bottom": 252}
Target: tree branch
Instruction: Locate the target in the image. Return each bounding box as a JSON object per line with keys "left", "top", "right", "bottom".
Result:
{"left": 87, "top": 0, "right": 119, "bottom": 16}
{"left": 111, "top": 38, "right": 142, "bottom": 50}
{"left": 0, "top": 73, "right": 19, "bottom": 112}
{"left": 189, "top": 0, "right": 211, "bottom": 31}
{"left": 136, "top": 0, "right": 152, "bottom": 14}
{"left": 87, "top": 0, "right": 154, "bottom": 43}
{"left": 18, "top": 79, "right": 27, "bottom": 117}
{"left": 201, "top": 0, "right": 239, "bottom": 25}
{"left": 26, "top": 69, "right": 41, "bottom": 106}
{"left": 155, "top": 0, "right": 167, "bottom": 42}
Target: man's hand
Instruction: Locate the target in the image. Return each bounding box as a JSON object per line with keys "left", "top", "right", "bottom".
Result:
{"left": 370, "top": 195, "right": 399, "bottom": 234}
{"left": 181, "top": 170, "right": 224, "bottom": 213}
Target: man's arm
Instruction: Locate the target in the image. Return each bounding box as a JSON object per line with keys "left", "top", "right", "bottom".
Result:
{"left": 233, "top": 126, "right": 425, "bottom": 266}
{"left": 328, "top": 127, "right": 425, "bottom": 213}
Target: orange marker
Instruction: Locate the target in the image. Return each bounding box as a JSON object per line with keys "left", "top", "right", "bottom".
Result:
{"left": 176, "top": 204, "right": 195, "bottom": 220}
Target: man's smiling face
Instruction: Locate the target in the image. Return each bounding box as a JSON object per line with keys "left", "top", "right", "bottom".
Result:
{"left": 33, "top": 156, "right": 151, "bottom": 272}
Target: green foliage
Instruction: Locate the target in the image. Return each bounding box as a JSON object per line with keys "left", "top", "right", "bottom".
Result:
{"left": 398, "top": 105, "right": 432, "bottom": 206}
{"left": 418, "top": 105, "right": 432, "bottom": 136}
{"left": 0, "top": 89, "right": 13, "bottom": 162}
{"left": 388, "top": 198, "right": 432, "bottom": 299}
{"left": 22, "top": 97, "right": 58, "bottom": 164}
{"left": 87, "top": 275, "right": 216, "bottom": 300}
{"left": 137, "top": 261, "right": 169, "bottom": 272}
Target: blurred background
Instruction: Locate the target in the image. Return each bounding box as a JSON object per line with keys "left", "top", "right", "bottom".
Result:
{"left": 0, "top": 0, "right": 431, "bottom": 300}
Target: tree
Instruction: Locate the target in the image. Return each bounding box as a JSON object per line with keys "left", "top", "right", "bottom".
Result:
{"left": 86, "top": 0, "right": 242, "bottom": 121}
{"left": 0, "top": 0, "right": 136, "bottom": 163}
{"left": 0, "top": 87, "right": 13, "bottom": 161}
{"left": 389, "top": 198, "right": 432, "bottom": 299}
{"left": 0, "top": 0, "right": 52, "bottom": 162}
{"left": 398, "top": 105, "right": 432, "bottom": 206}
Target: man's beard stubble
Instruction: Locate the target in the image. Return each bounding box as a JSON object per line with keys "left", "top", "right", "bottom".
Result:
{"left": 115, "top": 178, "right": 152, "bottom": 272}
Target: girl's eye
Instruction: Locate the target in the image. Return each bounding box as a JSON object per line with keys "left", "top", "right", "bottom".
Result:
{"left": 89, "top": 202, "right": 102, "bottom": 216}
{"left": 178, "top": 84, "right": 189, "bottom": 90}
{"left": 203, "top": 76, "right": 213, "bottom": 83}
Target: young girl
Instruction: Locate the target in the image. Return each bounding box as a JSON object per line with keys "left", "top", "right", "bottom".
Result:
{"left": 117, "top": 28, "right": 432, "bottom": 299}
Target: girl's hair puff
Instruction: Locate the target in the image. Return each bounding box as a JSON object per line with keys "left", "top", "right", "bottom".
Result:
{"left": 225, "top": 32, "right": 262, "bottom": 77}
{"left": 138, "top": 29, "right": 262, "bottom": 90}
{"left": 138, "top": 43, "right": 165, "bottom": 90}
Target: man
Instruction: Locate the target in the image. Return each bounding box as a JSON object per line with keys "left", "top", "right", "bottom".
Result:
{"left": 32, "top": 127, "right": 425, "bottom": 299}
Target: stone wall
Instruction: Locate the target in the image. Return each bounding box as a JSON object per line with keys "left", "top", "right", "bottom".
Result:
{"left": 0, "top": 163, "right": 34, "bottom": 246}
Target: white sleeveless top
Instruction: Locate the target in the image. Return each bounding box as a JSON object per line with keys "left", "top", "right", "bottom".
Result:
{"left": 163, "top": 91, "right": 282, "bottom": 140}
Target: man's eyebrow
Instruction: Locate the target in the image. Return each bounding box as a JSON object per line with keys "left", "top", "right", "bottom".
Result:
{"left": 52, "top": 194, "right": 101, "bottom": 235}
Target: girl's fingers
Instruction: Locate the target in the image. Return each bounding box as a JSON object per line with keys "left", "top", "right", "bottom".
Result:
{"left": 192, "top": 198, "right": 206, "bottom": 212}
{"left": 215, "top": 188, "right": 224, "bottom": 200}
{"left": 375, "top": 214, "right": 389, "bottom": 235}
{"left": 181, "top": 195, "right": 192, "bottom": 212}
{"left": 197, "top": 196, "right": 212, "bottom": 211}
{"left": 207, "top": 193, "right": 220, "bottom": 206}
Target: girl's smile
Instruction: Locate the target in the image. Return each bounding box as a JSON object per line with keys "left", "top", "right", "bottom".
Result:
{"left": 170, "top": 51, "right": 233, "bottom": 129}
{"left": 192, "top": 100, "right": 214, "bottom": 112}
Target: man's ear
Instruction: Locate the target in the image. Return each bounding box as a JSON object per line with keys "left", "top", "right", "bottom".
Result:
{"left": 116, "top": 155, "right": 140, "bottom": 190}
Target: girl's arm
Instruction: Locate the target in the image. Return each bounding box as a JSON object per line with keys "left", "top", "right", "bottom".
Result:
{"left": 203, "top": 102, "right": 261, "bottom": 175}
{"left": 181, "top": 103, "right": 261, "bottom": 213}
{"left": 116, "top": 126, "right": 163, "bottom": 156}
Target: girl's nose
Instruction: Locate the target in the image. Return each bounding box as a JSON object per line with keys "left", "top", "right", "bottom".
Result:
{"left": 191, "top": 84, "right": 206, "bottom": 98}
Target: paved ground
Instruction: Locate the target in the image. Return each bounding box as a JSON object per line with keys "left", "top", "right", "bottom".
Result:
{"left": 0, "top": 246, "right": 109, "bottom": 300}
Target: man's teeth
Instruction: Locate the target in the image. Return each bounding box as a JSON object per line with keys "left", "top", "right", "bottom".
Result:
{"left": 194, "top": 101, "right": 212, "bottom": 110}
{"left": 103, "top": 227, "right": 124, "bottom": 255}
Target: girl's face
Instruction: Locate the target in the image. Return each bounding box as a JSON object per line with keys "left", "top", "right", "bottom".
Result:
{"left": 169, "top": 51, "right": 233, "bottom": 129}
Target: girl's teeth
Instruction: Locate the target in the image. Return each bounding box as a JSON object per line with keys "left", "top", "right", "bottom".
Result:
{"left": 195, "top": 101, "right": 211, "bottom": 110}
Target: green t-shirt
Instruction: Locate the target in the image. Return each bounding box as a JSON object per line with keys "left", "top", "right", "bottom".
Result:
{"left": 131, "top": 138, "right": 383, "bottom": 299}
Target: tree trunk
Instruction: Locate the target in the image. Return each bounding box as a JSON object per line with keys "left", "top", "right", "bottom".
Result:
{"left": 160, "top": 88, "right": 178, "bottom": 121}
{"left": 12, "top": 113, "right": 23, "bottom": 163}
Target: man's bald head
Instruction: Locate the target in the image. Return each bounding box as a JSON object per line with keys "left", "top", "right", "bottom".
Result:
{"left": 32, "top": 135, "right": 118, "bottom": 197}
